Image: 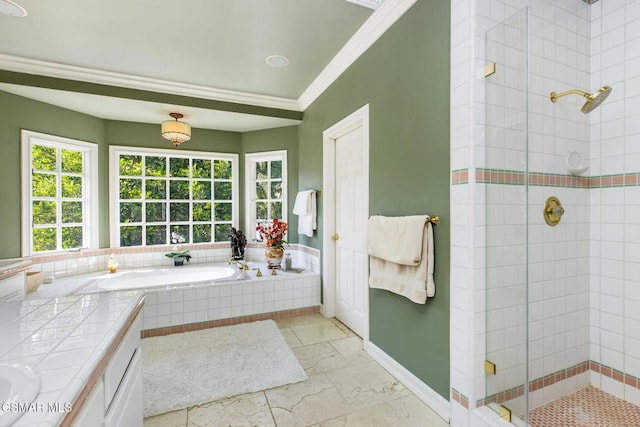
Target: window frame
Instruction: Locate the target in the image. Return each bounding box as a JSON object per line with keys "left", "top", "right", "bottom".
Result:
{"left": 21, "top": 130, "right": 99, "bottom": 256}
{"left": 109, "top": 146, "right": 239, "bottom": 247}
{"left": 245, "top": 150, "right": 288, "bottom": 240}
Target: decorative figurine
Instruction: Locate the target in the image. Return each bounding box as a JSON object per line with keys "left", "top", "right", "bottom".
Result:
{"left": 230, "top": 228, "right": 247, "bottom": 260}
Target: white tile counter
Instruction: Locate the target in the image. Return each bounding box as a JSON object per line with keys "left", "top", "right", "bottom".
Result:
{"left": 0, "top": 291, "right": 144, "bottom": 426}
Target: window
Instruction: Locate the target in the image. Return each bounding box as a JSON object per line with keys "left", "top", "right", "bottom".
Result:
{"left": 21, "top": 131, "right": 99, "bottom": 256}
{"left": 109, "top": 146, "right": 238, "bottom": 247}
{"left": 245, "top": 151, "right": 287, "bottom": 239}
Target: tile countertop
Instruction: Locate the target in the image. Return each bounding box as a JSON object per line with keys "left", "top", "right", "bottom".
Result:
{"left": 0, "top": 260, "right": 33, "bottom": 281}
{"left": 0, "top": 291, "right": 144, "bottom": 426}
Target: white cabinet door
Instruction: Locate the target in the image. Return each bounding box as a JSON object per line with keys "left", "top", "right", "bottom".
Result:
{"left": 72, "top": 378, "right": 104, "bottom": 427}
{"left": 104, "top": 348, "right": 143, "bottom": 427}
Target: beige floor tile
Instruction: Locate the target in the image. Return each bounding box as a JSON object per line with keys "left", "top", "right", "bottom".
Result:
{"left": 316, "top": 395, "right": 448, "bottom": 427}
{"left": 143, "top": 408, "right": 187, "bottom": 427}
{"left": 329, "top": 336, "right": 372, "bottom": 366}
{"left": 187, "top": 392, "right": 275, "bottom": 427}
{"left": 326, "top": 360, "right": 411, "bottom": 411}
{"left": 293, "top": 341, "right": 349, "bottom": 375}
{"left": 275, "top": 313, "right": 328, "bottom": 329}
{"left": 265, "top": 374, "right": 351, "bottom": 427}
{"left": 280, "top": 327, "right": 304, "bottom": 348}
{"left": 329, "top": 318, "right": 357, "bottom": 337}
{"left": 291, "top": 321, "right": 349, "bottom": 345}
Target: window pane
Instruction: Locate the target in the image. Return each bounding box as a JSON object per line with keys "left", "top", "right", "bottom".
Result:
{"left": 192, "top": 181, "right": 211, "bottom": 200}
{"left": 256, "top": 161, "right": 268, "bottom": 179}
{"left": 214, "top": 224, "right": 232, "bottom": 242}
{"left": 255, "top": 182, "right": 268, "bottom": 200}
{"left": 170, "top": 181, "right": 190, "bottom": 199}
{"left": 193, "top": 202, "right": 211, "bottom": 222}
{"left": 214, "top": 182, "right": 232, "bottom": 200}
{"left": 169, "top": 158, "right": 190, "bottom": 177}
{"left": 62, "top": 227, "right": 83, "bottom": 249}
{"left": 33, "top": 201, "right": 56, "bottom": 224}
{"left": 256, "top": 202, "right": 268, "bottom": 220}
{"left": 214, "top": 203, "right": 232, "bottom": 221}
{"left": 170, "top": 225, "right": 190, "bottom": 243}
{"left": 61, "top": 150, "right": 83, "bottom": 173}
{"left": 214, "top": 160, "right": 232, "bottom": 179}
{"left": 120, "top": 202, "right": 142, "bottom": 223}
{"left": 270, "top": 181, "right": 282, "bottom": 199}
{"left": 120, "top": 179, "right": 142, "bottom": 199}
{"left": 193, "top": 224, "right": 212, "bottom": 243}
{"left": 193, "top": 159, "right": 211, "bottom": 178}
{"left": 61, "top": 175, "right": 82, "bottom": 198}
{"left": 146, "top": 225, "right": 166, "bottom": 246}
{"left": 32, "top": 173, "right": 57, "bottom": 197}
{"left": 145, "top": 156, "right": 166, "bottom": 177}
{"left": 146, "top": 202, "right": 166, "bottom": 222}
{"left": 120, "top": 226, "right": 142, "bottom": 246}
{"left": 271, "top": 160, "right": 282, "bottom": 179}
{"left": 62, "top": 201, "right": 83, "bottom": 223}
{"left": 119, "top": 155, "right": 142, "bottom": 176}
{"left": 170, "top": 202, "right": 189, "bottom": 221}
{"left": 33, "top": 228, "right": 56, "bottom": 252}
{"left": 145, "top": 179, "right": 166, "bottom": 199}
{"left": 270, "top": 201, "right": 282, "bottom": 219}
{"left": 32, "top": 145, "right": 57, "bottom": 171}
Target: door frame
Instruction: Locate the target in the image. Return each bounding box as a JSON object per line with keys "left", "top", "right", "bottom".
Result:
{"left": 322, "top": 104, "right": 370, "bottom": 343}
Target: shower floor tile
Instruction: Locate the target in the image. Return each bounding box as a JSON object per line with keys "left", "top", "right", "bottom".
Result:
{"left": 529, "top": 386, "right": 640, "bottom": 427}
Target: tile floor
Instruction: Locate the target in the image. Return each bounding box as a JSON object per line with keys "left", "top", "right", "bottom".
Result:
{"left": 528, "top": 386, "right": 640, "bottom": 427}
{"left": 143, "top": 313, "right": 449, "bottom": 426}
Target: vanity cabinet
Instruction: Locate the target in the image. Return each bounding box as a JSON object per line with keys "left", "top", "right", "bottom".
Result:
{"left": 0, "top": 272, "right": 25, "bottom": 302}
{"left": 71, "top": 313, "right": 143, "bottom": 427}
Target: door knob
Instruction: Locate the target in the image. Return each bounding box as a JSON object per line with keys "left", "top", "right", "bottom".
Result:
{"left": 332, "top": 233, "right": 340, "bottom": 241}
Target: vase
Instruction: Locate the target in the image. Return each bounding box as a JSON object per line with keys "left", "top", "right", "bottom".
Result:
{"left": 265, "top": 246, "right": 284, "bottom": 269}
{"left": 174, "top": 258, "right": 184, "bottom": 267}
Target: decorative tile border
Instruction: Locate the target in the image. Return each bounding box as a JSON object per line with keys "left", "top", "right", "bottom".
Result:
{"left": 471, "top": 360, "right": 640, "bottom": 408}
{"left": 451, "top": 168, "right": 639, "bottom": 189}
{"left": 452, "top": 388, "right": 470, "bottom": 409}
{"left": 141, "top": 305, "right": 320, "bottom": 338}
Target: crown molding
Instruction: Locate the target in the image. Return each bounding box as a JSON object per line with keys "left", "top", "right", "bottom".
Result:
{"left": 0, "top": 54, "right": 301, "bottom": 112}
{"left": 0, "top": 0, "right": 415, "bottom": 114}
{"left": 297, "top": 0, "right": 417, "bottom": 110}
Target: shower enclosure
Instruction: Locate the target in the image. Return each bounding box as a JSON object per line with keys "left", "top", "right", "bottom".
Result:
{"left": 483, "top": 8, "right": 530, "bottom": 424}
{"left": 482, "top": 2, "right": 640, "bottom": 425}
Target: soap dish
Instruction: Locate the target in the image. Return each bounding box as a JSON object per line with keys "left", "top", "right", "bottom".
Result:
{"left": 567, "top": 151, "right": 589, "bottom": 176}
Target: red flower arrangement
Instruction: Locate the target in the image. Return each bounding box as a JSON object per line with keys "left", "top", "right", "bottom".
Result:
{"left": 256, "top": 218, "right": 288, "bottom": 249}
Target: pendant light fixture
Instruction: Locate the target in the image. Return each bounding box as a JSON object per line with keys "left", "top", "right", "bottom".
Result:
{"left": 161, "top": 113, "right": 191, "bottom": 147}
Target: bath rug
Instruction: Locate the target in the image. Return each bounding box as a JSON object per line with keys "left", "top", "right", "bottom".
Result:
{"left": 142, "top": 319, "right": 307, "bottom": 417}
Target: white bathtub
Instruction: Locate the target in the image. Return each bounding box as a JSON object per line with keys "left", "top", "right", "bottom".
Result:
{"left": 92, "top": 264, "right": 242, "bottom": 291}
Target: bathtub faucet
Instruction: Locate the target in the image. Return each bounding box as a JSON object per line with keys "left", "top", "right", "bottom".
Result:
{"left": 228, "top": 259, "right": 249, "bottom": 270}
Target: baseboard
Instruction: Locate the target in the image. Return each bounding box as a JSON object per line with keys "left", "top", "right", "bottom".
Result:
{"left": 365, "top": 341, "right": 450, "bottom": 422}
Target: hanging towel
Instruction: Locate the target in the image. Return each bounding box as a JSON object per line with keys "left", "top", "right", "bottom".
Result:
{"left": 367, "top": 215, "right": 435, "bottom": 303}
{"left": 293, "top": 190, "right": 316, "bottom": 237}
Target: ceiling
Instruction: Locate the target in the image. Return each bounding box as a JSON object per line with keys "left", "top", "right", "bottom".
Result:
{"left": 0, "top": 0, "right": 377, "bottom": 132}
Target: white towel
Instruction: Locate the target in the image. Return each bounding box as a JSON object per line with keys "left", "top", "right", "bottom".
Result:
{"left": 293, "top": 190, "right": 316, "bottom": 237}
{"left": 366, "top": 215, "right": 426, "bottom": 265}
{"left": 367, "top": 216, "right": 435, "bottom": 303}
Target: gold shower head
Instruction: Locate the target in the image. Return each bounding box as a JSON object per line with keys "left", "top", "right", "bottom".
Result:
{"left": 550, "top": 86, "right": 612, "bottom": 114}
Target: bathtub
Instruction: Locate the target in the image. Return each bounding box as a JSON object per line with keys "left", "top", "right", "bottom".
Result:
{"left": 92, "top": 264, "right": 242, "bottom": 291}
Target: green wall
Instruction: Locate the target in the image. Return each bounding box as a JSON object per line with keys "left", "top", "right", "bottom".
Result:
{"left": 0, "top": 90, "right": 105, "bottom": 259}
{"left": 241, "top": 126, "right": 299, "bottom": 242}
{"left": 0, "top": 90, "right": 301, "bottom": 258}
{"left": 298, "top": 1, "right": 451, "bottom": 398}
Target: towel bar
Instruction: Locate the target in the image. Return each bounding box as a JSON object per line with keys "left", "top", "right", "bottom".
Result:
{"left": 426, "top": 216, "right": 440, "bottom": 226}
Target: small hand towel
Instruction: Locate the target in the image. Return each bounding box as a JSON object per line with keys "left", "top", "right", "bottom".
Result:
{"left": 293, "top": 190, "right": 314, "bottom": 215}
{"left": 367, "top": 217, "right": 435, "bottom": 303}
{"left": 294, "top": 190, "right": 317, "bottom": 237}
{"left": 366, "top": 215, "right": 427, "bottom": 266}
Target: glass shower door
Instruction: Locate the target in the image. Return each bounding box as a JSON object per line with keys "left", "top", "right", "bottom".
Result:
{"left": 484, "top": 8, "right": 529, "bottom": 425}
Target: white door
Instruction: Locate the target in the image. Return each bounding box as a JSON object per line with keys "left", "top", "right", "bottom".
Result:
{"left": 334, "top": 125, "right": 367, "bottom": 337}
